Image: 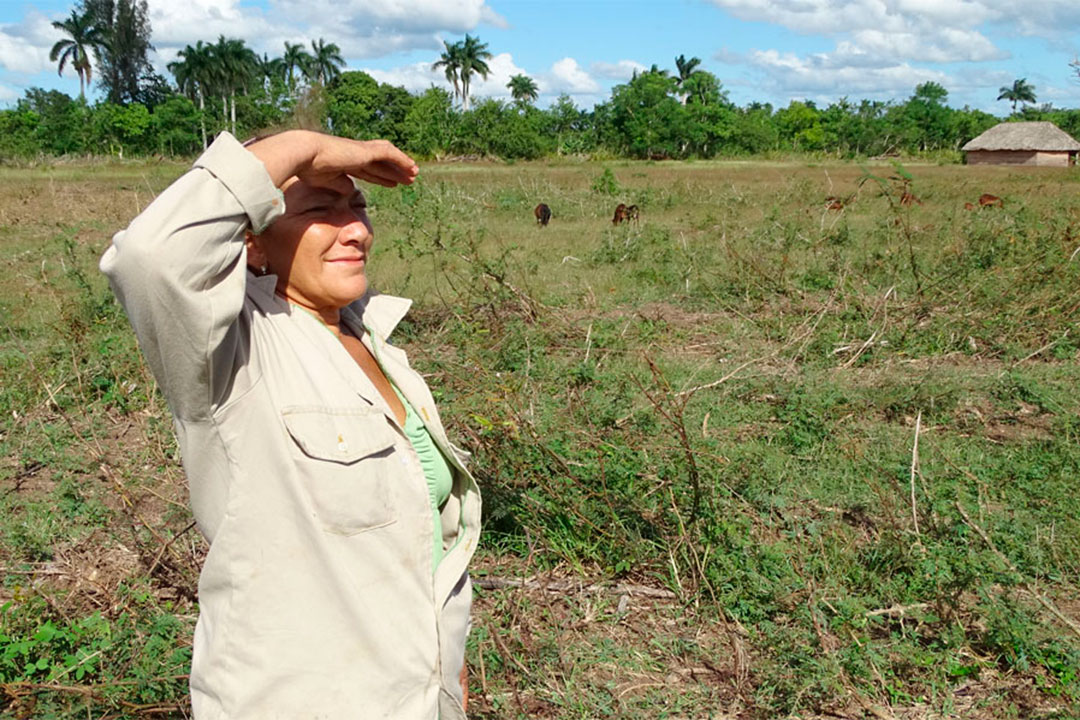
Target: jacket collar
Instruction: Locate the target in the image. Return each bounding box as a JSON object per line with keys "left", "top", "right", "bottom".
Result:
{"left": 344, "top": 292, "right": 413, "bottom": 341}
{"left": 246, "top": 270, "right": 412, "bottom": 341}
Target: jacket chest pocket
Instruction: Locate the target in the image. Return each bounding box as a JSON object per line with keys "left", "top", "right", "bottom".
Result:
{"left": 281, "top": 406, "right": 399, "bottom": 535}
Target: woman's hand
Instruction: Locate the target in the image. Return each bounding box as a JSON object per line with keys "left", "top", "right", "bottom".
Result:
{"left": 246, "top": 130, "right": 418, "bottom": 190}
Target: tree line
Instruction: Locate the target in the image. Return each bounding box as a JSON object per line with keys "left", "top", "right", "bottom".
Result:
{"left": 5, "top": 1, "right": 1080, "bottom": 162}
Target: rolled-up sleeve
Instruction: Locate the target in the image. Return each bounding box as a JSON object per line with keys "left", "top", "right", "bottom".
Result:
{"left": 100, "top": 132, "right": 285, "bottom": 421}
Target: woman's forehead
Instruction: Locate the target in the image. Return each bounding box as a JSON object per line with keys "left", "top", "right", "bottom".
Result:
{"left": 281, "top": 175, "right": 364, "bottom": 204}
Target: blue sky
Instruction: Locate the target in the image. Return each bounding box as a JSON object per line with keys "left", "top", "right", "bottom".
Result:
{"left": 2, "top": 0, "right": 1079, "bottom": 114}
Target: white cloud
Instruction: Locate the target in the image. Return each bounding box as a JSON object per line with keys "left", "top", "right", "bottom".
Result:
{"left": 146, "top": 0, "right": 470, "bottom": 64}
{"left": 364, "top": 62, "right": 447, "bottom": 94}
{"left": 708, "top": 0, "right": 997, "bottom": 36}
{"left": 708, "top": 0, "right": 1080, "bottom": 58}
{"left": 705, "top": 0, "right": 1011, "bottom": 66}
{"left": 544, "top": 57, "right": 599, "bottom": 94}
{"left": 78, "top": 0, "right": 504, "bottom": 69}
{"left": 0, "top": 0, "right": 505, "bottom": 103}
{"left": 363, "top": 52, "right": 527, "bottom": 101}
{"left": 1039, "top": 83, "right": 1075, "bottom": 103}
{"left": 367, "top": 54, "right": 603, "bottom": 107}
{"left": 146, "top": 0, "right": 266, "bottom": 51}
{"left": 850, "top": 28, "right": 1007, "bottom": 63}
{"left": 706, "top": 0, "right": 1037, "bottom": 107}
{"left": 460, "top": 52, "right": 529, "bottom": 98}
{"left": 0, "top": 11, "right": 64, "bottom": 75}
{"left": 270, "top": 0, "right": 504, "bottom": 35}
{"left": 746, "top": 48, "right": 951, "bottom": 98}
{"left": 590, "top": 59, "right": 646, "bottom": 81}
{"left": 0, "top": 82, "right": 19, "bottom": 102}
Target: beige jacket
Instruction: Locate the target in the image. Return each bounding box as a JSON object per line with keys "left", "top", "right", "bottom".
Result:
{"left": 101, "top": 133, "right": 481, "bottom": 719}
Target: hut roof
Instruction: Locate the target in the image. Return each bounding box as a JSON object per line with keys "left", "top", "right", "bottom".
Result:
{"left": 962, "top": 121, "right": 1080, "bottom": 152}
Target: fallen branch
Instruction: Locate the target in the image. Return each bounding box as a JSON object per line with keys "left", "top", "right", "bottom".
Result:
{"left": 909, "top": 410, "right": 922, "bottom": 541}
{"left": 674, "top": 357, "right": 762, "bottom": 398}
{"left": 999, "top": 329, "right": 1070, "bottom": 377}
{"left": 474, "top": 576, "right": 677, "bottom": 600}
{"left": 146, "top": 520, "right": 198, "bottom": 578}
{"left": 840, "top": 285, "right": 894, "bottom": 369}
{"left": 865, "top": 603, "right": 930, "bottom": 618}
{"left": 1, "top": 676, "right": 189, "bottom": 715}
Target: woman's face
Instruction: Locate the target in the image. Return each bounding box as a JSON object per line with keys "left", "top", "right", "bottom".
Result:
{"left": 250, "top": 174, "right": 374, "bottom": 312}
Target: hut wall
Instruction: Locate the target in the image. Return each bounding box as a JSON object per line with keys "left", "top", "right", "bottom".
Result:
{"left": 1034, "top": 152, "right": 1073, "bottom": 167}
{"left": 966, "top": 150, "right": 1072, "bottom": 166}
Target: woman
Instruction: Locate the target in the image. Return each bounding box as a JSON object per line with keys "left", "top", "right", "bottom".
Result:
{"left": 101, "top": 129, "right": 481, "bottom": 719}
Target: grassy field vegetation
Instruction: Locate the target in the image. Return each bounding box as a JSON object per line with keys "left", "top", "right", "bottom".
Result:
{"left": 1, "top": 156, "right": 1079, "bottom": 719}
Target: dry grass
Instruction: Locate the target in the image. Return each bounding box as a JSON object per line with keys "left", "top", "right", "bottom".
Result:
{"left": 2, "top": 156, "right": 1079, "bottom": 718}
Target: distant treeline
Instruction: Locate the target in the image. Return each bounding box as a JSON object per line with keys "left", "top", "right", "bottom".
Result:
{"left": 3, "top": 71, "right": 1079, "bottom": 162}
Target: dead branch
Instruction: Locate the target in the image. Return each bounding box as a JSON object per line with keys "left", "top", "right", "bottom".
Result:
{"left": 909, "top": 410, "right": 922, "bottom": 541}
{"left": 636, "top": 356, "right": 704, "bottom": 521}
{"left": 865, "top": 603, "right": 930, "bottom": 618}
{"left": 1, "top": 675, "right": 189, "bottom": 713}
{"left": 999, "top": 329, "right": 1070, "bottom": 377}
{"left": 474, "top": 576, "right": 677, "bottom": 600}
{"left": 453, "top": 251, "right": 543, "bottom": 321}
{"left": 482, "top": 620, "right": 528, "bottom": 715}
{"left": 674, "top": 357, "right": 761, "bottom": 398}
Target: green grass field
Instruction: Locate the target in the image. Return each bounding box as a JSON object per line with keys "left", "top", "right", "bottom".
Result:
{"left": 2, "top": 157, "right": 1079, "bottom": 719}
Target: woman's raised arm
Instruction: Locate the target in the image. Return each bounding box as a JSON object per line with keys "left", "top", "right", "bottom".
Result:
{"left": 245, "top": 130, "right": 417, "bottom": 190}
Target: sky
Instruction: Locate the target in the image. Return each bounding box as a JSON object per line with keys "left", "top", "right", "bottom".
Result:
{"left": 2, "top": 0, "right": 1079, "bottom": 114}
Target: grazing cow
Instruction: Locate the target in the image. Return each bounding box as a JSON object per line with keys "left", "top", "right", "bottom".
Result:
{"left": 534, "top": 202, "right": 552, "bottom": 227}
{"left": 612, "top": 203, "right": 628, "bottom": 225}
{"left": 825, "top": 195, "right": 845, "bottom": 211}
{"left": 964, "top": 202, "right": 976, "bottom": 211}
{"left": 899, "top": 191, "right": 922, "bottom": 207}
{"left": 978, "top": 193, "right": 1003, "bottom": 208}
{"left": 625, "top": 204, "right": 640, "bottom": 222}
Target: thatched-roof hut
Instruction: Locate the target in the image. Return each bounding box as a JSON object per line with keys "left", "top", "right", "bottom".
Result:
{"left": 962, "top": 121, "right": 1080, "bottom": 167}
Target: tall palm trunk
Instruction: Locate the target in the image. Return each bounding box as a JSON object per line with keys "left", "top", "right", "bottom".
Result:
{"left": 197, "top": 87, "right": 207, "bottom": 150}
{"left": 230, "top": 88, "right": 237, "bottom": 136}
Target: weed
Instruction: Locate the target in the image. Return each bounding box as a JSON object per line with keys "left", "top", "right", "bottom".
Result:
{"left": 590, "top": 167, "right": 621, "bottom": 196}
{"left": 3, "top": 158, "right": 1080, "bottom": 718}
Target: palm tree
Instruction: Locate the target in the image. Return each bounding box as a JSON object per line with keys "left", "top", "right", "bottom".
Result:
{"left": 209, "top": 36, "right": 259, "bottom": 136}
{"left": 458, "top": 34, "right": 492, "bottom": 111}
{"left": 168, "top": 40, "right": 214, "bottom": 148}
{"left": 507, "top": 74, "right": 538, "bottom": 105}
{"left": 49, "top": 9, "right": 103, "bottom": 100}
{"left": 308, "top": 38, "right": 345, "bottom": 86}
{"left": 997, "top": 78, "right": 1037, "bottom": 113}
{"left": 282, "top": 41, "right": 313, "bottom": 92}
{"left": 432, "top": 40, "right": 463, "bottom": 105}
{"left": 259, "top": 53, "right": 285, "bottom": 84}
{"left": 674, "top": 54, "right": 702, "bottom": 105}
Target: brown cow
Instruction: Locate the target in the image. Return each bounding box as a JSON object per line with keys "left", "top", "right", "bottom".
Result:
{"left": 625, "top": 204, "right": 640, "bottom": 222}
{"left": 612, "top": 203, "right": 628, "bottom": 225}
{"left": 964, "top": 202, "right": 976, "bottom": 211}
{"left": 899, "top": 191, "right": 922, "bottom": 207}
{"left": 978, "top": 193, "right": 1003, "bottom": 208}
{"left": 825, "top": 195, "right": 845, "bottom": 211}
{"left": 534, "top": 203, "right": 552, "bottom": 226}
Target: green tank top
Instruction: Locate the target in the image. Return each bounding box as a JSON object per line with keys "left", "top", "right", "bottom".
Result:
{"left": 392, "top": 386, "right": 454, "bottom": 570}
